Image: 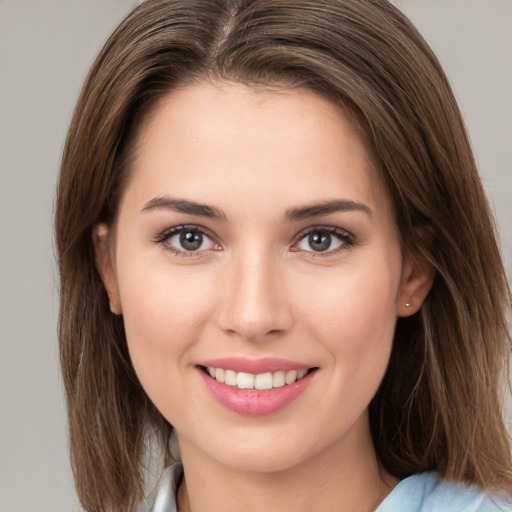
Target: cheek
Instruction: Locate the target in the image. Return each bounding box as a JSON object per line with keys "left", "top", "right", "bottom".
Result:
{"left": 296, "top": 258, "right": 400, "bottom": 367}
{"left": 303, "top": 267, "right": 400, "bottom": 422}
{"left": 115, "top": 255, "right": 216, "bottom": 390}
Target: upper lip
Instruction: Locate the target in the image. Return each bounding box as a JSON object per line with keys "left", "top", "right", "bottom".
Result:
{"left": 197, "top": 357, "right": 313, "bottom": 374}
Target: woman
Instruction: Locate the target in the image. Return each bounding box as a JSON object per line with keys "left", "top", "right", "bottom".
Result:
{"left": 55, "top": 1, "right": 512, "bottom": 511}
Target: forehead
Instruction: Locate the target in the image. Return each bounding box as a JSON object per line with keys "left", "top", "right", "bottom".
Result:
{"left": 122, "top": 81, "right": 391, "bottom": 221}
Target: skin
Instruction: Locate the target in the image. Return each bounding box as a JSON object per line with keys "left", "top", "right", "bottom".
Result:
{"left": 94, "top": 82, "right": 432, "bottom": 512}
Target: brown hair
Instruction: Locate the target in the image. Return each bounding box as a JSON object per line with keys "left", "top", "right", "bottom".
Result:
{"left": 55, "top": 0, "right": 512, "bottom": 510}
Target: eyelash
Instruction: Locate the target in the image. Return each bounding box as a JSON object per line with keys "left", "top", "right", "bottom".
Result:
{"left": 152, "top": 225, "right": 219, "bottom": 258}
{"left": 293, "top": 226, "right": 356, "bottom": 258}
{"left": 153, "top": 225, "right": 356, "bottom": 258}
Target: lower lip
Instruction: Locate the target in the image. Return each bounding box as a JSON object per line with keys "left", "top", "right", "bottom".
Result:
{"left": 198, "top": 369, "right": 315, "bottom": 416}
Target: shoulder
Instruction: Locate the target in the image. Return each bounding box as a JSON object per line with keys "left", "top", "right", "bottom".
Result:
{"left": 136, "top": 462, "right": 183, "bottom": 512}
{"left": 376, "top": 473, "right": 511, "bottom": 512}
{"left": 137, "top": 465, "right": 511, "bottom": 512}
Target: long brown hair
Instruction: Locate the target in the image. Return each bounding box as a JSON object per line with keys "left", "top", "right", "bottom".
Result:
{"left": 55, "top": 0, "right": 512, "bottom": 510}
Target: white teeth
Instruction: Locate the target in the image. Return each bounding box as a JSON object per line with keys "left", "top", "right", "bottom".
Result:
{"left": 225, "top": 369, "right": 237, "bottom": 386}
{"left": 272, "top": 371, "right": 285, "bottom": 388}
{"left": 285, "top": 370, "right": 298, "bottom": 385}
{"left": 205, "top": 366, "right": 310, "bottom": 389}
{"left": 237, "top": 372, "right": 254, "bottom": 389}
{"left": 254, "top": 372, "right": 273, "bottom": 390}
{"left": 215, "top": 368, "right": 225, "bottom": 383}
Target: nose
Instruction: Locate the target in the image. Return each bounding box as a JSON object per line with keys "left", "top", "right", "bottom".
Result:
{"left": 216, "top": 251, "right": 294, "bottom": 343}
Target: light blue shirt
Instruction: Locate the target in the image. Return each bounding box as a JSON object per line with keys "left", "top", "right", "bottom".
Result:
{"left": 138, "top": 462, "right": 511, "bottom": 512}
{"left": 376, "top": 472, "right": 510, "bottom": 511}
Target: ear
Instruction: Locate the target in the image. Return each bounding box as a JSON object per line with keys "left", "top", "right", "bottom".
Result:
{"left": 92, "top": 223, "right": 122, "bottom": 315}
{"left": 397, "top": 252, "right": 434, "bottom": 317}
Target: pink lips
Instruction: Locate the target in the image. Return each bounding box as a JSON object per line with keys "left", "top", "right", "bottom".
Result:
{"left": 196, "top": 357, "right": 316, "bottom": 416}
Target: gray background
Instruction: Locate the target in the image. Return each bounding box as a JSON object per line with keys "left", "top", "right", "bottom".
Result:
{"left": 0, "top": 1, "right": 510, "bottom": 511}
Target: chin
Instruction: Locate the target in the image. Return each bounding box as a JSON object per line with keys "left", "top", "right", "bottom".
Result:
{"left": 184, "top": 424, "right": 332, "bottom": 474}
{"left": 211, "top": 446, "right": 308, "bottom": 474}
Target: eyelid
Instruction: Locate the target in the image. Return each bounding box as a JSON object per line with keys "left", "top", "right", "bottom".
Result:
{"left": 291, "top": 225, "right": 356, "bottom": 256}
{"left": 153, "top": 224, "right": 221, "bottom": 256}
{"left": 152, "top": 223, "right": 355, "bottom": 257}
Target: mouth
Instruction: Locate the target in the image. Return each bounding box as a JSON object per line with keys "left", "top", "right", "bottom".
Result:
{"left": 199, "top": 365, "right": 314, "bottom": 390}
{"left": 196, "top": 360, "right": 318, "bottom": 415}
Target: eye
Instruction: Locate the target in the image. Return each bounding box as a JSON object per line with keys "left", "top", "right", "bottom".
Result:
{"left": 294, "top": 227, "right": 355, "bottom": 254}
{"left": 155, "top": 225, "right": 220, "bottom": 255}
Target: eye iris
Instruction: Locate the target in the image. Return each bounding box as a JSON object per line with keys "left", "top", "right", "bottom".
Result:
{"left": 180, "top": 230, "right": 203, "bottom": 251}
{"left": 309, "top": 232, "right": 331, "bottom": 251}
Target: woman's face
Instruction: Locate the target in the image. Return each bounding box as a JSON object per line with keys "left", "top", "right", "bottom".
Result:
{"left": 95, "top": 82, "right": 429, "bottom": 473}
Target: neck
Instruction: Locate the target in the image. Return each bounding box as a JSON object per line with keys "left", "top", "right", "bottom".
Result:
{"left": 177, "top": 415, "right": 398, "bottom": 512}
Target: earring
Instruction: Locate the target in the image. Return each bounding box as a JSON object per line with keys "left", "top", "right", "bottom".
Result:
{"left": 405, "top": 302, "right": 412, "bottom": 308}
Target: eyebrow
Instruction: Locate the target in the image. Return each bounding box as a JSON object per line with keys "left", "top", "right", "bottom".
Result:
{"left": 284, "top": 199, "right": 373, "bottom": 221}
{"left": 142, "top": 196, "right": 372, "bottom": 222}
{"left": 142, "top": 196, "right": 227, "bottom": 221}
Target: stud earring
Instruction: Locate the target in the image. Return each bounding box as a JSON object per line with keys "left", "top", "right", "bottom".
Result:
{"left": 405, "top": 302, "right": 412, "bottom": 308}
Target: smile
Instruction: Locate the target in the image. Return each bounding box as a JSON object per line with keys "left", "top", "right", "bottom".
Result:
{"left": 204, "top": 367, "right": 309, "bottom": 390}
{"left": 197, "top": 358, "right": 318, "bottom": 415}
